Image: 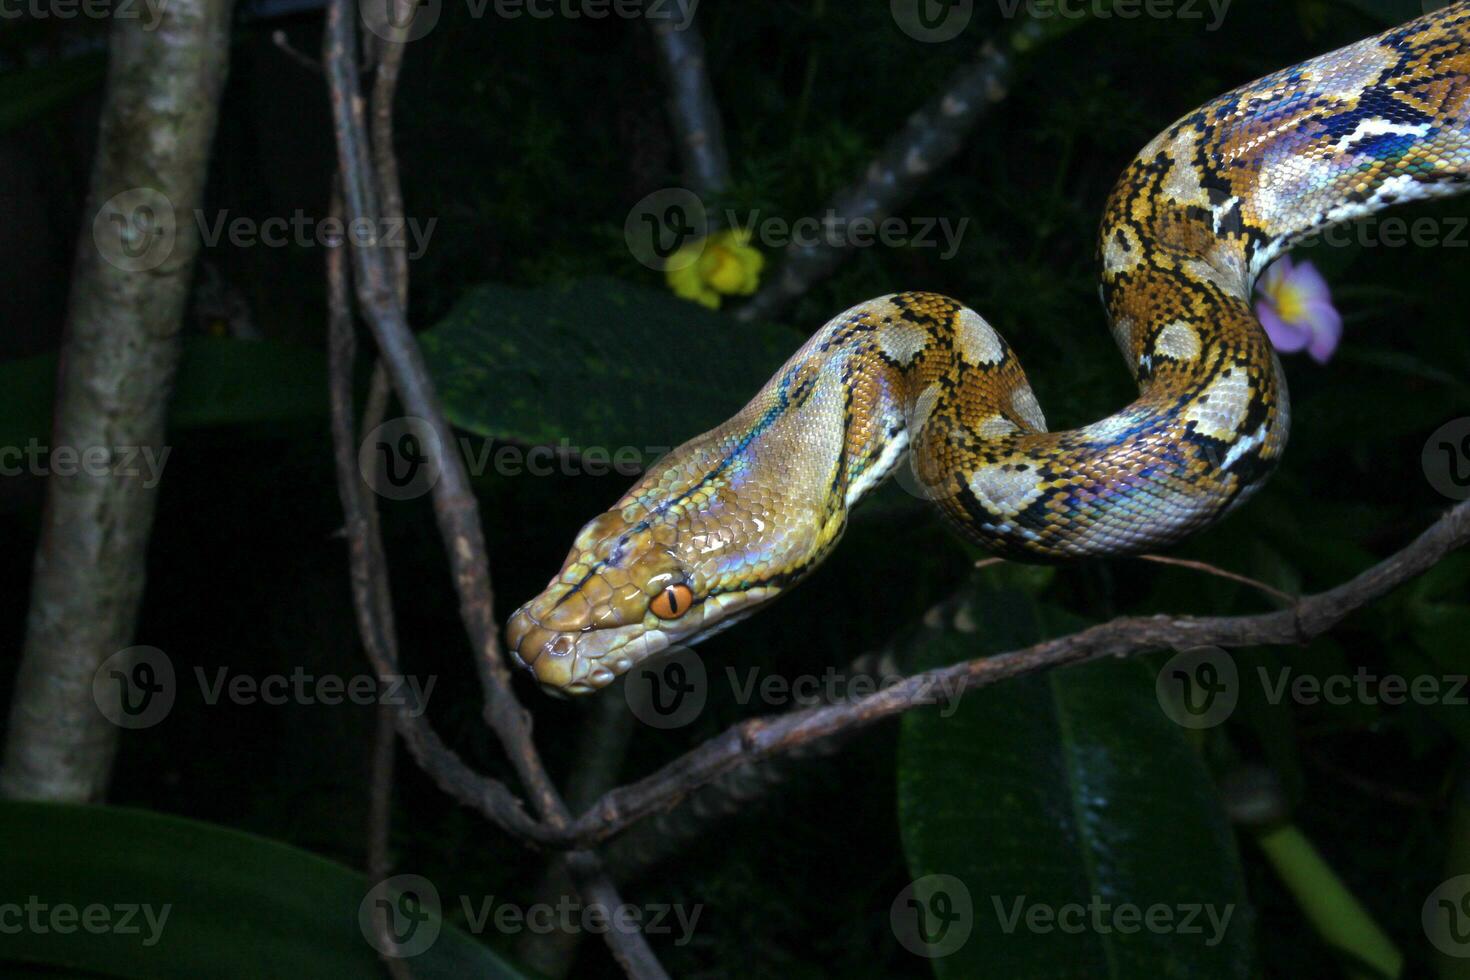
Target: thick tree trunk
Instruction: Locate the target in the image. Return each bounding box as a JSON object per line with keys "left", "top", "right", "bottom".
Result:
{"left": 0, "top": 0, "right": 235, "bottom": 801}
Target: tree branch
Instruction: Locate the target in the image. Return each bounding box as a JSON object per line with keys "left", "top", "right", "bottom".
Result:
{"left": 553, "top": 500, "right": 1470, "bottom": 849}
{"left": 647, "top": 2, "right": 730, "bottom": 194}
{"left": 0, "top": 0, "right": 236, "bottom": 802}
{"left": 736, "top": 18, "right": 1042, "bottom": 323}
{"left": 323, "top": 5, "right": 669, "bottom": 975}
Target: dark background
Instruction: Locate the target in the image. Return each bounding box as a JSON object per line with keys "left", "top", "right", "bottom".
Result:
{"left": 1, "top": 0, "right": 1467, "bottom": 976}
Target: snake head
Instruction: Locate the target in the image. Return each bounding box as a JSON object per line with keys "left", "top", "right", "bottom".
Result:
{"left": 505, "top": 500, "right": 780, "bottom": 695}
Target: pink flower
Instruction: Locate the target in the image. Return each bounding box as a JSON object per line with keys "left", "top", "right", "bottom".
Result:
{"left": 1254, "top": 256, "right": 1342, "bottom": 364}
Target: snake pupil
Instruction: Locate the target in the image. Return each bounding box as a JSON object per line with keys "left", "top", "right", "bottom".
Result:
{"left": 651, "top": 583, "right": 693, "bottom": 620}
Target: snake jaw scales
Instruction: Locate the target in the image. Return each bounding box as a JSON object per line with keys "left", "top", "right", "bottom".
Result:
{"left": 508, "top": 3, "right": 1470, "bottom": 695}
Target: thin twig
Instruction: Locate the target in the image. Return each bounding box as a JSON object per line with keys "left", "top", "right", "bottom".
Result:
{"left": 605, "top": 650, "right": 896, "bottom": 884}
{"left": 325, "top": 187, "right": 546, "bottom": 842}
{"left": 1302, "top": 748, "right": 1436, "bottom": 810}
{"left": 272, "top": 29, "right": 322, "bottom": 74}
{"left": 736, "top": 17, "right": 1043, "bottom": 323}
{"left": 548, "top": 501, "right": 1470, "bottom": 850}
{"left": 1137, "top": 553, "right": 1297, "bottom": 605}
{"left": 519, "top": 695, "right": 638, "bottom": 976}
{"left": 646, "top": 1, "right": 729, "bottom": 194}
{"left": 323, "top": 7, "right": 669, "bottom": 975}
{"left": 369, "top": 701, "right": 413, "bottom": 980}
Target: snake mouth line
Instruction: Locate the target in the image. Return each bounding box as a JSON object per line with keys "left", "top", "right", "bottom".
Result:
{"left": 506, "top": 603, "right": 672, "bottom": 695}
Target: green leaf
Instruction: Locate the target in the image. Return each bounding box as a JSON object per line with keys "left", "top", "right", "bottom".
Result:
{"left": 897, "top": 591, "right": 1253, "bottom": 979}
{"left": 420, "top": 277, "right": 796, "bottom": 458}
{"left": 0, "top": 802, "right": 528, "bottom": 980}
{"left": 0, "top": 338, "right": 327, "bottom": 450}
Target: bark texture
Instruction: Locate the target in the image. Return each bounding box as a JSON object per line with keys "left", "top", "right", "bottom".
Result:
{"left": 1, "top": 0, "right": 236, "bottom": 801}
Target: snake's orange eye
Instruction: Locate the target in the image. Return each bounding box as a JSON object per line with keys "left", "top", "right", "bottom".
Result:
{"left": 650, "top": 583, "right": 695, "bottom": 620}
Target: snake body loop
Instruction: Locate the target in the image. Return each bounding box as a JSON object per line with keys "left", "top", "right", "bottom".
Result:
{"left": 510, "top": 4, "right": 1470, "bottom": 693}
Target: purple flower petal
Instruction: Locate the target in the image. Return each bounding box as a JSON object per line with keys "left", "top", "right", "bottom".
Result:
{"left": 1256, "top": 300, "right": 1310, "bottom": 352}
{"left": 1254, "top": 256, "right": 1343, "bottom": 364}
{"left": 1288, "top": 259, "right": 1333, "bottom": 304}
{"left": 1304, "top": 301, "right": 1343, "bottom": 363}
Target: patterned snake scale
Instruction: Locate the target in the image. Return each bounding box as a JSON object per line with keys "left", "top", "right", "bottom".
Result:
{"left": 508, "top": 4, "right": 1470, "bottom": 694}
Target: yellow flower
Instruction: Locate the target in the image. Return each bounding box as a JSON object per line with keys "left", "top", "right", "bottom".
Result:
{"left": 666, "top": 229, "right": 764, "bottom": 310}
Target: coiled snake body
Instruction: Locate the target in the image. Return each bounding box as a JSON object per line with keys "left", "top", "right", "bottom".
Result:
{"left": 509, "top": 4, "right": 1470, "bottom": 694}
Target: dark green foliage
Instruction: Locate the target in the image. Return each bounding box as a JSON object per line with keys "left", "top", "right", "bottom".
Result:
{"left": 1, "top": 0, "right": 1467, "bottom": 977}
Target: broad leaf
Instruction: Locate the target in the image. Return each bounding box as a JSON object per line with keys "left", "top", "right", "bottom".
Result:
{"left": 420, "top": 277, "right": 796, "bottom": 456}
{"left": 0, "top": 338, "right": 327, "bottom": 451}
{"left": 0, "top": 802, "right": 527, "bottom": 980}
{"left": 897, "top": 590, "right": 1253, "bottom": 978}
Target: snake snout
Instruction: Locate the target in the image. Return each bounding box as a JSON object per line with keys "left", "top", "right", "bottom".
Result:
{"left": 506, "top": 605, "right": 575, "bottom": 683}
{"left": 505, "top": 602, "right": 626, "bottom": 695}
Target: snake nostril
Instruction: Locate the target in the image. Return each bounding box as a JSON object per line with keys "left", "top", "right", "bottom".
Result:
{"left": 548, "top": 634, "right": 575, "bottom": 658}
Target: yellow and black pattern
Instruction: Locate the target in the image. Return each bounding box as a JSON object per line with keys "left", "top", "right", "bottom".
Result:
{"left": 509, "top": 3, "right": 1470, "bottom": 694}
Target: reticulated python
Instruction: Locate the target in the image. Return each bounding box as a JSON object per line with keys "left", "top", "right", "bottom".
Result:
{"left": 508, "top": 4, "right": 1470, "bottom": 694}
